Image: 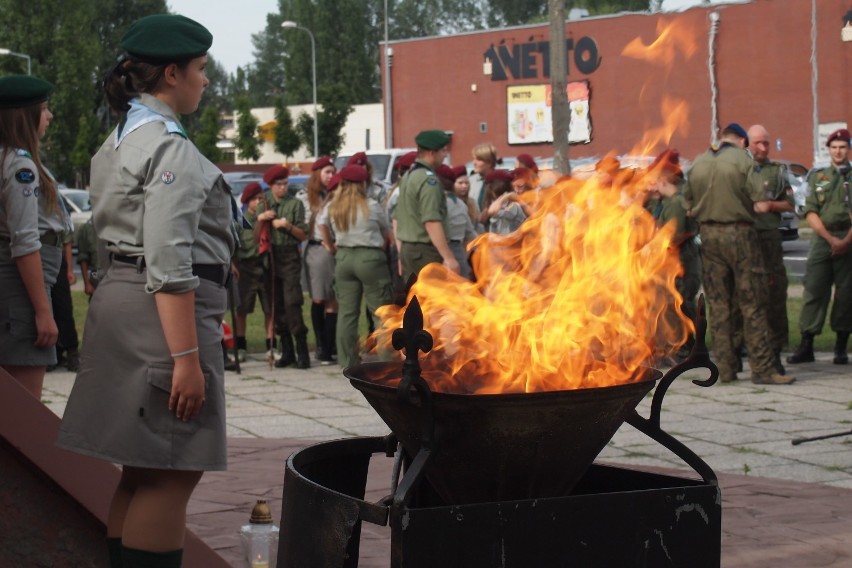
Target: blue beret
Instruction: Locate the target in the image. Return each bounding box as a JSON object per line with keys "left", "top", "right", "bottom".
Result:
{"left": 0, "top": 75, "right": 53, "bottom": 109}
{"left": 722, "top": 123, "right": 749, "bottom": 148}
{"left": 122, "top": 14, "right": 213, "bottom": 63}
{"left": 415, "top": 130, "right": 451, "bottom": 150}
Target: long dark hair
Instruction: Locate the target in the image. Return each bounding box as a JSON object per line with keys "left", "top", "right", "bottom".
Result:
{"left": 103, "top": 55, "right": 191, "bottom": 113}
{"left": 0, "top": 103, "right": 57, "bottom": 212}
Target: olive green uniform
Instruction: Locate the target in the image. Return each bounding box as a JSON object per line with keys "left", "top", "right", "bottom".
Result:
{"left": 235, "top": 209, "right": 272, "bottom": 315}
{"left": 256, "top": 190, "right": 308, "bottom": 336}
{"left": 393, "top": 159, "right": 448, "bottom": 280}
{"left": 797, "top": 163, "right": 852, "bottom": 336}
{"left": 684, "top": 142, "right": 775, "bottom": 381}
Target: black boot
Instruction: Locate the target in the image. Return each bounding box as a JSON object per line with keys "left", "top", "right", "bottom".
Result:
{"left": 834, "top": 332, "right": 849, "bottom": 365}
{"left": 772, "top": 349, "right": 786, "bottom": 375}
{"left": 275, "top": 332, "right": 296, "bottom": 368}
{"left": 295, "top": 333, "right": 311, "bottom": 369}
{"left": 311, "top": 302, "right": 328, "bottom": 361}
{"left": 786, "top": 333, "right": 815, "bottom": 364}
{"left": 121, "top": 546, "right": 183, "bottom": 568}
{"left": 65, "top": 347, "right": 80, "bottom": 372}
{"left": 323, "top": 312, "right": 338, "bottom": 364}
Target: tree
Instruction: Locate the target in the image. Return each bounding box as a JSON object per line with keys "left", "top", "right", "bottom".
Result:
{"left": 296, "top": 84, "right": 353, "bottom": 157}
{"left": 234, "top": 97, "right": 261, "bottom": 162}
{"left": 273, "top": 98, "right": 302, "bottom": 159}
{"left": 194, "top": 107, "right": 224, "bottom": 163}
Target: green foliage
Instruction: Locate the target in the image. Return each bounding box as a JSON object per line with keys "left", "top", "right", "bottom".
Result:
{"left": 235, "top": 97, "right": 261, "bottom": 162}
{"left": 295, "top": 84, "right": 353, "bottom": 157}
{"left": 273, "top": 98, "right": 302, "bottom": 159}
{"left": 194, "top": 107, "right": 224, "bottom": 163}
{"left": 69, "top": 115, "right": 100, "bottom": 188}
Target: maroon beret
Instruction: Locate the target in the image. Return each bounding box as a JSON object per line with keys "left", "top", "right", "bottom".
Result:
{"left": 649, "top": 148, "right": 681, "bottom": 174}
{"left": 516, "top": 153, "right": 538, "bottom": 172}
{"left": 311, "top": 156, "right": 333, "bottom": 171}
{"left": 263, "top": 165, "right": 289, "bottom": 185}
{"left": 347, "top": 151, "right": 368, "bottom": 167}
{"left": 340, "top": 165, "right": 368, "bottom": 183}
{"left": 827, "top": 129, "right": 851, "bottom": 146}
{"left": 451, "top": 165, "right": 468, "bottom": 180}
{"left": 435, "top": 164, "right": 455, "bottom": 180}
{"left": 485, "top": 169, "right": 513, "bottom": 183}
{"left": 240, "top": 181, "right": 263, "bottom": 204}
{"left": 511, "top": 167, "right": 535, "bottom": 183}
{"left": 397, "top": 151, "right": 417, "bottom": 171}
{"left": 327, "top": 173, "right": 341, "bottom": 192}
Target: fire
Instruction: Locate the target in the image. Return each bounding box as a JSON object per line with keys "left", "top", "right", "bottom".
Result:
{"left": 370, "top": 21, "right": 695, "bottom": 395}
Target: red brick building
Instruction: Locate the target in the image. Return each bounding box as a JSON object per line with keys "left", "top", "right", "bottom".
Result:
{"left": 382, "top": 0, "right": 851, "bottom": 168}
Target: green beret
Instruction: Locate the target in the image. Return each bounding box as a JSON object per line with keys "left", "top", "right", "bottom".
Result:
{"left": 122, "top": 14, "right": 213, "bottom": 63}
{"left": 0, "top": 75, "right": 53, "bottom": 109}
{"left": 415, "top": 129, "right": 451, "bottom": 150}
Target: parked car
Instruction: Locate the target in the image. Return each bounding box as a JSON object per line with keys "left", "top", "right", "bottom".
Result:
{"left": 223, "top": 171, "right": 264, "bottom": 200}
{"left": 335, "top": 148, "right": 416, "bottom": 188}
{"left": 60, "top": 188, "right": 92, "bottom": 239}
{"left": 775, "top": 161, "right": 809, "bottom": 241}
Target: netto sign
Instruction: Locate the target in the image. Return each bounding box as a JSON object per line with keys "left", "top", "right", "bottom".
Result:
{"left": 484, "top": 38, "right": 602, "bottom": 81}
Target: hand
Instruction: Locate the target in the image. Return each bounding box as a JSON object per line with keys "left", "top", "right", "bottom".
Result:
{"left": 33, "top": 309, "right": 58, "bottom": 348}
{"left": 753, "top": 201, "right": 771, "bottom": 214}
{"left": 830, "top": 237, "right": 850, "bottom": 256}
{"left": 168, "top": 359, "right": 205, "bottom": 421}
{"left": 67, "top": 271, "right": 77, "bottom": 285}
{"left": 84, "top": 281, "right": 95, "bottom": 296}
{"left": 259, "top": 210, "right": 276, "bottom": 222}
{"left": 230, "top": 261, "right": 240, "bottom": 280}
{"left": 443, "top": 256, "right": 461, "bottom": 274}
{"left": 272, "top": 218, "right": 289, "bottom": 230}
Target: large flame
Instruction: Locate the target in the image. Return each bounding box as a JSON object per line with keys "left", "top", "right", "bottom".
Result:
{"left": 371, "top": 21, "right": 695, "bottom": 395}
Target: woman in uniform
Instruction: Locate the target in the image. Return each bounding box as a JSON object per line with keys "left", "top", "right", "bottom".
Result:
{"left": 469, "top": 142, "right": 500, "bottom": 210}
{"left": 317, "top": 165, "right": 393, "bottom": 369}
{"left": 298, "top": 155, "right": 338, "bottom": 364}
{"left": 0, "top": 75, "right": 61, "bottom": 399}
{"left": 56, "top": 15, "right": 235, "bottom": 568}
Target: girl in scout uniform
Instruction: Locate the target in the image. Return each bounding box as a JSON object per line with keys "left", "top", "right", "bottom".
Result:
{"left": 0, "top": 75, "right": 61, "bottom": 399}
{"left": 298, "top": 156, "right": 338, "bottom": 364}
{"left": 55, "top": 15, "right": 235, "bottom": 568}
{"left": 317, "top": 165, "right": 393, "bottom": 369}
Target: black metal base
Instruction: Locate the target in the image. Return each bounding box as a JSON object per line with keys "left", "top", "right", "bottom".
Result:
{"left": 278, "top": 436, "right": 721, "bottom": 568}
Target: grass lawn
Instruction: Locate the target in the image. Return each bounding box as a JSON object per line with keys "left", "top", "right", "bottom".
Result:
{"left": 71, "top": 288, "right": 836, "bottom": 354}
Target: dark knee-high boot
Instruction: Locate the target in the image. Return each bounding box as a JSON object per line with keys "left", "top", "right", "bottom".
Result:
{"left": 310, "top": 302, "right": 328, "bottom": 361}
{"left": 786, "top": 332, "right": 815, "bottom": 364}
{"left": 121, "top": 546, "right": 183, "bottom": 568}
{"left": 275, "top": 332, "right": 295, "bottom": 368}
{"left": 834, "top": 332, "right": 849, "bottom": 365}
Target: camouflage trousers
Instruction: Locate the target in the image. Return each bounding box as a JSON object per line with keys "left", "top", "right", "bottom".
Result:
{"left": 732, "top": 229, "right": 789, "bottom": 351}
{"left": 798, "top": 231, "right": 852, "bottom": 335}
{"left": 699, "top": 224, "right": 774, "bottom": 379}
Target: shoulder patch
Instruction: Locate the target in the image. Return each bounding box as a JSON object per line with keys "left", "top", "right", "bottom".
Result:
{"left": 15, "top": 168, "right": 35, "bottom": 184}
{"left": 160, "top": 171, "right": 176, "bottom": 184}
{"left": 15, "top": 149, "right": 32, "bottom": 159}
{"left": 426, "top": 177, "right": 438, "bottom": 185}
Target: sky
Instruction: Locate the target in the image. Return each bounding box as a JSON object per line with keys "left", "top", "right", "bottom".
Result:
{"left": 166, "top": 0, "right": 728, "bottom": 75}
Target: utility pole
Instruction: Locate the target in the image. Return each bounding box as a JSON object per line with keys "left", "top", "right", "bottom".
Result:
{"left": 549, "top": 0, "right": 571, "bottom": 175}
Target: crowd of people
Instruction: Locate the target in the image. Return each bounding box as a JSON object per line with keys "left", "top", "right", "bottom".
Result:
{"left": 2, "top": 10, "right": 851, "bottom": 567}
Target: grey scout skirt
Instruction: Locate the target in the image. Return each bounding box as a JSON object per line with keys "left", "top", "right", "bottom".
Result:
{"left": 56, "top": 262, "right": 228, "bottom": 471}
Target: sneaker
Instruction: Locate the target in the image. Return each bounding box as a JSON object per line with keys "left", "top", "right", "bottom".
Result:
{"left": 224, "top": 358, "right": 238, "bottom": 371}
{"left": 237, "top": 349, "right": 247, "bottom": 362}
{"left": 751, "top": 373, "right": 795, "bottom": 385}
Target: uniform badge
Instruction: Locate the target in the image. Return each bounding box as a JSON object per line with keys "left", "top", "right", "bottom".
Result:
{"left": 426, "top": 177, "right": 437, "bottom": 185}
{"left": 160, "top": 171, "right": 176, "bottom": 184}
{"left": 22, "top": 186, "right": 33, "bottom": 197}
{"left": 15, "top": 168, "right": 35, "bottom": 183}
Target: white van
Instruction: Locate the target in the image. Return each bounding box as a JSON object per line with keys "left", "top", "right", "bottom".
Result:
{"left": 334, "top": 148, "right": 416, "bottom": 188}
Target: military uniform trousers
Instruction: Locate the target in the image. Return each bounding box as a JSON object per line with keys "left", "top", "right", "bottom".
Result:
{"left": 236, "top": 256, "right": 272, "bottom": 316}
{"left": 400, "top": 241, "right": 443, "bottom": 283}
{"left": 798, "top": 230, "right": 852, "bottom": 336}
{"left": 56, "top": 261, "right": 228, "bottom": 470}
{"left": 271, "top": 245, "right": 308, "bottom": 336}
{"left": 334, "top": 247, "right": 393, "bottom": 369}
{"left": 757, "top": 229, "right": 789, "bottom": 349}
{"left": 699, "top": 223, "right": 775, "bottom": 380}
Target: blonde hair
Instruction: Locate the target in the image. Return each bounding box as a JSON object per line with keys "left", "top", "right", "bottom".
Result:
{"left": 328, "top": 180, "right": 369, "bottom": 233}
{"left": 472, "top": 143, "right": 498, "bottom": 168}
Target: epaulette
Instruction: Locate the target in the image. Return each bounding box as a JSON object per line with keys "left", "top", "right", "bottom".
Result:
{"left": 164, "top": 121, "right": 187, "bottom": 139}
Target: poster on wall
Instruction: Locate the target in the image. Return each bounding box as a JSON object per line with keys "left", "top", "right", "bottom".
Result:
{"left": 506, "top": 81, "right": 591, "bottom": 145}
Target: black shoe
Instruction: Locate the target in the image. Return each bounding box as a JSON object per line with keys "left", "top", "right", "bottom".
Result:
{"left": 65, "top": 349, "right": 80, "bottom": 372}
{"left": 787, "top": 333, "right": 815, "bottom": 364}
{"left": 295, "top": 333, "right": 311, "bottom": 369}
{"left": 833, "top": 332, "right": 849, "bottom": 365}
{"left": 224, "top": 359, "right": 238, "bottom": 371}
{"left": 275, "top": 353, "right": 296, "bottom": 368}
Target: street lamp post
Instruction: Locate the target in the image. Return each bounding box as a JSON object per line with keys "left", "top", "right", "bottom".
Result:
{"left": 0, "top": 48, "right": 32, "bottom": 75}
{"left": 281, "top": 21, "right": 318, "bottom": 159}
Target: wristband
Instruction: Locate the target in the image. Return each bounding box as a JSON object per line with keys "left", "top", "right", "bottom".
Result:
{"left": 171, "top": 347, "right": 199, "bottom": 358}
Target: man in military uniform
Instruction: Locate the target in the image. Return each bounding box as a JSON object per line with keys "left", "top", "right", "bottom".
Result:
{"left": 255, "top": 165, "right": 311, "bottom": 368}
{"left": 787, "top": 128, "right": 852, "bottom": 365}
{"left": 684, "top": 123, "right": 795, "bottom": 385}
{"left": 740, "top": 124, "right": 795, "bottom": 373}
{"left": 393, "top": 129, "right": 460, "bottom": 281}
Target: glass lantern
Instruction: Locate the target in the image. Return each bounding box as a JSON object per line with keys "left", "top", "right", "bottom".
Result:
{"left": 239, "top": 500, "right": 280, "bottom": 568}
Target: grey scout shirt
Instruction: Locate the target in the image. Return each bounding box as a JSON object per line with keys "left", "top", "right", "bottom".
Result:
{"left": 318, "top": 198, "right": 388, "bottom": 249}
{"left": 90, "top": 93, "right": 235, "bottom": 294}
{"left": 1, "top": 148, "right": 67, "bottom": 258}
